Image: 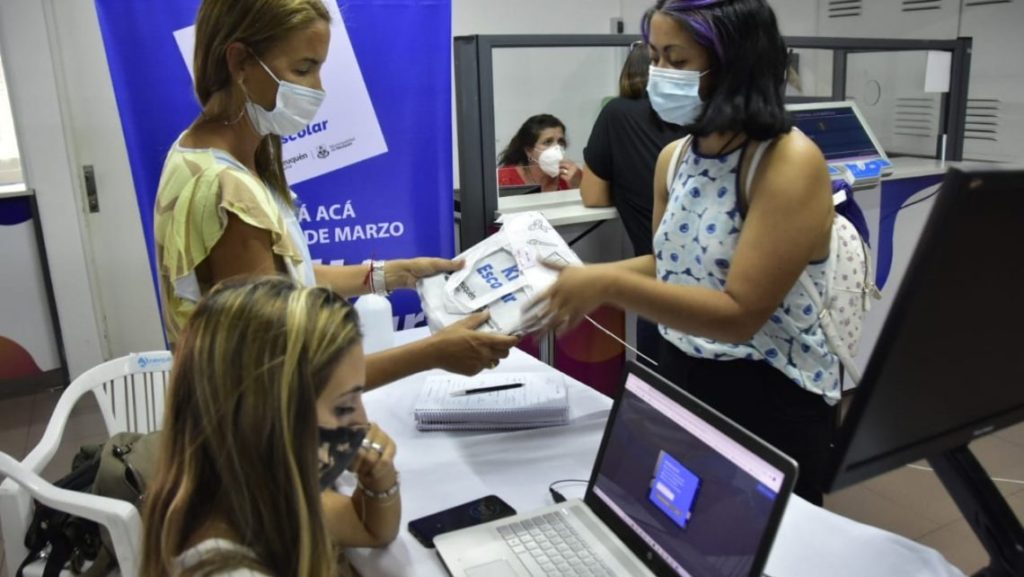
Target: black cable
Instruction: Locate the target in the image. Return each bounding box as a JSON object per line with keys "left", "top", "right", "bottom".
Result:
{"left": 567, "top": 221, "right": 605, "bottom": 247}
{"left": 548, "top": 479, "right": 589, "bottom": 503}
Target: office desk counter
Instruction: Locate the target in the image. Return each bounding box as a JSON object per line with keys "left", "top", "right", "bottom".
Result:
{"left": 345, "top": 328, "right": 964, "bottom": 577}
{"left": 496, "top": 189, "right": 617, "bottom": 228}
{"left": 886, "top": 157, "right": 950, "bottom": 180}
{"left": 492, "top": 159, "right": 950, "bottom": 227}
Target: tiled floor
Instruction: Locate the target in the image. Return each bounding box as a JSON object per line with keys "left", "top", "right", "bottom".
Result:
{"left": 1, "top": 391, "right": 1022, "bottom": 576}
{"left": 823, "top": 426, "right": 1024, "bottom": 575}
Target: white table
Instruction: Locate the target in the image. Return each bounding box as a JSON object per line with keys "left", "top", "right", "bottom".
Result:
{"left": 345, "top": 328, "right": 965, "bottom": 577}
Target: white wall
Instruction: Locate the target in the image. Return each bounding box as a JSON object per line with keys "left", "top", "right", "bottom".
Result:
{"left": 959, "top": 0, "right": 1024, "bottom": 164}
{"left": 817, "top": 0, "right": 960, "bottom": 40}
{"left": 619, "top": 0, "right": 819, "bottom": 36}
{"left": 0, "top": 54, "right": 24, "bottom": 183}
{"left": 47, "top": 1, "right": 165, "bottom": 358}
{"left": 453, "top": 0, "right": 622, "bottom": 34}
{"left": 0, "top": 0, "right": 105, "bottom": 378}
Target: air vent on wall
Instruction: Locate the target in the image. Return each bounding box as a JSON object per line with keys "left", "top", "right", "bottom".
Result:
{"left": 963, "top": 0, "right": 1011, "bottom": 7}
{"left": 901, "top": 0, "right": 942, "bottom": 11}
{"left": 964, "top": 99, "right": 1000, "bottom": 143}
{"left": 893, "top": 97, "right": 937, "bottom": 138}
{"left": 827, "top": 0, "right": 862, "bottom": 18}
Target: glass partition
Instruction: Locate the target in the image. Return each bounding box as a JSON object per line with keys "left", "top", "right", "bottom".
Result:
{"left": 845, "top": 51, "right": 944, "bottom": 158}
{"left": 0, "top": 53, "right": 24, "bottom": 185}
{"left": 787, "top": 48, "right": 836, "bottom": 100}
{"left": 492, "top": 45, "right": 628, "bottom": 194}
{"left": 456, "top": 35, "right": 971, "bottom": 248}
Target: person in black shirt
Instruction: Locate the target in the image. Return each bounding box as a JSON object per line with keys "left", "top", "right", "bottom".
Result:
{"left": 581, "top": 41, "right": 687, "bottom": 257}
{"left": 582, "top": 42, "right": 687, "bottom": 366}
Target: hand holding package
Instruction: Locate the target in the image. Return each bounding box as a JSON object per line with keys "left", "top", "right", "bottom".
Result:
{"left": 417, "top": 212, "right": 582, "bottom": 335}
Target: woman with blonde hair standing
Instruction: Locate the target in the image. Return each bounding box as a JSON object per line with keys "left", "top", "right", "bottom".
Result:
{"left": 155, "top": 0, "right": 517, "bottom": 383}
{"left": 141, "top": 277, "right": 397, "bottom": 576}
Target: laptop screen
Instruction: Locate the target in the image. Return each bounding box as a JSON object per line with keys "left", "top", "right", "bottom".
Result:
{"left": 590, "top": 372, "right": 787, "bottom": 577}
{"left": 790, "top": 105, "right": 883, "bottom": 163}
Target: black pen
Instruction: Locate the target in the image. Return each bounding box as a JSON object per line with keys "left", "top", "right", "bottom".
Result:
{"left": 450, "top": 383, "right": 524, "bottom": 397}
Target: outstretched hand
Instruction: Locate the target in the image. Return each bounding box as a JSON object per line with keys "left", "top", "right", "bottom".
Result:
{"left": 523, "top": 261, "right": 612, "bottom": 336}
{"left": 385, "top": 258, "right": 464, "bottom": 291}
{"left": 431, "top": 311, "right": 519, "bottom": 375}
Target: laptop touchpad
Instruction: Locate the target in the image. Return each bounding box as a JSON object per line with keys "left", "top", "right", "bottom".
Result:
{"left": 466, "top": 560, "right": 518, "bottom": 577}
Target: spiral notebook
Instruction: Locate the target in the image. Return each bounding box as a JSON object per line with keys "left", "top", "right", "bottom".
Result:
{"left": 414, "top": 373, "right": 569, "bottom": 431}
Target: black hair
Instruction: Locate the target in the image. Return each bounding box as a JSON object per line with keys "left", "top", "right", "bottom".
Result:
{"left": 498, "top": 114, "right": 567, "bottom": 167}
{"left": 642, "top": 0, "right": 792, "bottom": 140}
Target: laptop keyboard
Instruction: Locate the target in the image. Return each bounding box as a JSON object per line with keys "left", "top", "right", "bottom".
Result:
{"left": 496, "top": 511, "right": 613, "bottom": 577}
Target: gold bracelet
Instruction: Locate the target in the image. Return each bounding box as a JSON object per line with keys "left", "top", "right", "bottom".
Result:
{"left": 357, "top": 476, "right": 400, "bottom": 500}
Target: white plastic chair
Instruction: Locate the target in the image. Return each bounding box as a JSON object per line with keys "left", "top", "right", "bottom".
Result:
{"left": 0, "top": 351, "right": 172, "bottom": 577}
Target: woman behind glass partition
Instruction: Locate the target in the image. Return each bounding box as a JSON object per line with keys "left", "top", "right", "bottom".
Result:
{"left": 497, "top": 114, "right": 583, "bottom": 192}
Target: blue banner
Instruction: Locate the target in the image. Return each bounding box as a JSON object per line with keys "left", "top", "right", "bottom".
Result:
{"left": 95, "top": 0, "right": 453, "bottom": 330}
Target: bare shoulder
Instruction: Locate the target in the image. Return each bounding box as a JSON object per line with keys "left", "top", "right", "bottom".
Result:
{"left": 767, "top": 129, "right": 826, "bottom": 169}
{"left": 753, "top": 130, "right": 831, "bottom": 208}
{"left": 658, "top": 136, "right": 688, "bottom": 163}
{"left": 759, "top": 131, "right": 829, "bottom": 187}
{"left": 655, "top": 136, "right": 691, "bottom": 175}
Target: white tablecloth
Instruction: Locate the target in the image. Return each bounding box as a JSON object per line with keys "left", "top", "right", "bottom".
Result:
{"left": 345, "top": 328, "right": 965, "bottom": 577}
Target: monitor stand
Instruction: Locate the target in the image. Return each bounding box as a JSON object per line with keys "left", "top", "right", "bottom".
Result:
{"left": 928, "top": 446, "right": 1024, "bottom": 577}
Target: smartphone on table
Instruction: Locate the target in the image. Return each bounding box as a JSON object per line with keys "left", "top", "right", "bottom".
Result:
{"left": 408, "top": 494, "right": 517, "bottom": 548}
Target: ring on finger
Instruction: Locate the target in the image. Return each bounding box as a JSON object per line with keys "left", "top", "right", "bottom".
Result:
{"left": 361, "top": 439, "right": 385, "bottom": 455}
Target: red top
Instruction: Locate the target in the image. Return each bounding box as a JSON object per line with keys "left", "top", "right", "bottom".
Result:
{"left": 497, "top": 166, "right": 571, "bottom": 191}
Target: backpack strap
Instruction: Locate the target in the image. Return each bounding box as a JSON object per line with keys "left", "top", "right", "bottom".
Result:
{"left": 743, "top": 140, "right": 771, "bottom": 202}
{"left": 741, "top": 137, "right": 833, "bottom": 316}
{"left": 665, "top": 135, "right": 693, "bottom": 192}
{"left": 743, "top": 138, "right": 861, "bottom": 383}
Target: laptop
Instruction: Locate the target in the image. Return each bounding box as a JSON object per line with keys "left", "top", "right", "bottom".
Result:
{"left": 434, "top": 361, "right": 798, "bottom": 577}
{"left": 787, "top": 100, "right": 894, "bottom": 185}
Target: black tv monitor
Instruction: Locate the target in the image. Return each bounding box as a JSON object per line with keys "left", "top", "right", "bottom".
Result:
{"left": 826, "top": 166, "right": 1024, "bottom": 577}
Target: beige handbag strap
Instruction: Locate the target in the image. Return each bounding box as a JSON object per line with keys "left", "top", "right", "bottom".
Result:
{"left": 665, "top": 135, "right": 694, "bottom": 191}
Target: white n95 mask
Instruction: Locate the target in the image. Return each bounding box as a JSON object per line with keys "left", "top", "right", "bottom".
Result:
{"left": 245, "top": 56, "right": 326, "bottom": 137}
{"left": 536, "top": 145, "right": 565, "bottom": 178}
{"left": 647, "top": 65, "right": 708, "bottom": 126}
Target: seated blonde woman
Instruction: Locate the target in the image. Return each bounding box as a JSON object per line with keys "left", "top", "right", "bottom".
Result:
{"left": 141, "top": 277, "right": 398, "bottom": 577}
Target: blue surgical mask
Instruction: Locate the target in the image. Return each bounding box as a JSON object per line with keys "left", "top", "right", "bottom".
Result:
{"left": 646, "top": 65, "right": 709, "bottom": 126}
{"left": 244, "top": 56, "right": 326, "bottom": 137}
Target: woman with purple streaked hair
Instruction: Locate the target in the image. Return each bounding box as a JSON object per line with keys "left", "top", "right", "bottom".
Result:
{"left": 530, "top": 0, "right": 839, "bottom": 505}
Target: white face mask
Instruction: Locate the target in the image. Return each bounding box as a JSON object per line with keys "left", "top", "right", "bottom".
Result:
{"left": 646, "top": 65, "right": 709, "bottom": 126}
{"left": 244, "top": 56, "right": 326, "bottom": 137}
{"left": 536, "top": 145, "right": 564, "bottom": 178}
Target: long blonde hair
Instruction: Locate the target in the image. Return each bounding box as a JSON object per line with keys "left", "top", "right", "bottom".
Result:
{"left": 192, "top": 0, "right": 331, "bottom": 202}
{"left": 140, "top": 277, "right": 361, "bottom": 577}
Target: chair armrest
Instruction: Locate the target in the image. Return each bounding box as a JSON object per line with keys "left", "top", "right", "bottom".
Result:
{"left": 0, "top": 453, "right": 142, "bottom": 577}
